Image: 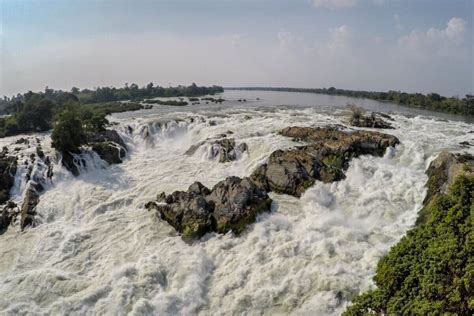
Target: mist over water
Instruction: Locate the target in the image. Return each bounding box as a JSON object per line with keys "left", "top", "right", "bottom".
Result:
{"left": 0, "top": 91, "right": 472, "bottom": 315}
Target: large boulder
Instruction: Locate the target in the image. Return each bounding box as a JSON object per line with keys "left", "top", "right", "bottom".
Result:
{"left": 0, "top": 148, "right": 18, "bottom": 205}
{"left": 91, "top": 142, "right": 126, "bottom": 165}
{"left": 61, "top": 152, "right": 84, "bottom": 177}
{"left": 185, "top": 137, "right": 248, "bottom": 163}
{"left": 250, "top": 127, "right": 400, "bottom": 197}
{"left": 89, "top": 130, "right": 127, "bottom": 165}
{"left": 61, "top": 129, "right": 128, "bottom": 175}
{"left": 88, "top": 129, "right": 127, "bottom": 149}
{"left": 348, "top": 110, "right": 394, "bottom": 129}
{"left": 146, "top": 176, "right": 272, "bottom": 241}
{"left": 423, "top": 151, "right": 474, "bottom": 204}
{"left": 20, "top": 183, "right": 40, "bottom": 229}
{"left": 0, "top": 201, "right": 18, "bottom": 232}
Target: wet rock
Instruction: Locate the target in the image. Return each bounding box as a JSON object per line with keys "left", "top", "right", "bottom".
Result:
{"left": 349, "top": 112, "right": 394, "bottom": 129}
{"left": 91, "top": 142, "right": 127, "bottom": 165}
{"left": 61, "top": 152, "right": 84, "bottom": 177}
{"left": 15, "top": 138, "right": 29, "bottom": 145}
{"left": 36, "top": 145, "right": 45, "bottom": 159}
{"left": 185, "top": 137, "right": 248, "bottom": 163}
{"left": 250, "top": 127, "right": 400, "bottom": 197}
{"left": 459, "top": 141, "right": 471, "bottom": 148}
{"left": 88, "top": 129, "right": 127, "bottom": 149}
{"left": 417, "top": 151, "right": 473, "bottom": 224}
{"left": 146, "top": 176, "right": 272, "bottom": 241}
{"left": 0, "top": 201, "right": 18, "bottom": 232}
{"left": 89, "top": 130, "right": 127, "bottom": 165}
{"left": 423, "top": 151, "right": 474, "bottom": 204}
{"left": 214, "top": 138, "right": 246, "bottom": 163}
{"left": 0, "top": 148, "right": 18, "bottom": 205}
{"left": 20, "top": 183, "right": 40, "bottom": 229}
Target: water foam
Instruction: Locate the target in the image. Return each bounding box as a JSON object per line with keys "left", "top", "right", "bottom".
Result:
{"left": 0, "top": 98, "right": 472, "bottom": 315}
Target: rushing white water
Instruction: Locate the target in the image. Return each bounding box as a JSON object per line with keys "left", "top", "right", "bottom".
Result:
{"left": 0, "top": 91, "right": 472, "bottom": 315}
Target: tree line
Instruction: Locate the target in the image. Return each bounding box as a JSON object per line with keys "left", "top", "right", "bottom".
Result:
{"left": 0, "top": 83, "right": 223, "bottom": 138}
{"left": 229, "top": 87, "right": 474, "bottom": 116}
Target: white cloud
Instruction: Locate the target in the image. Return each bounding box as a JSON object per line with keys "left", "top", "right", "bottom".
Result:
{"left": 398, "top": 17, "right": 467, "bottom": 55}
{"left": 1, "top": 18, "right": 471, "bottom": 97}
{"left": 311, "top": 0, "right": 357, "bottom": 9}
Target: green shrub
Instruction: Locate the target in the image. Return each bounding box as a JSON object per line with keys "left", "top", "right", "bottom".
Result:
{"left": 344, "top": 175, "right": 474, "bottom": 315}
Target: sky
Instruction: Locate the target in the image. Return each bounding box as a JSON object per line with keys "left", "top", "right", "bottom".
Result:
{"left": 0, "top": 0, "right": 472, "bottom": 96}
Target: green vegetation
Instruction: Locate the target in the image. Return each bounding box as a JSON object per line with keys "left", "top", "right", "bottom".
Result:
{"left": 202, "top": 97, "right": 225, "bottom": 103}
{"left": 72, "top": 82, "right": 222, "bottom": 104}
{"left": 229, "top": 87, "right": 474, "bottom": 116}
{"left": 51, "top": 109, "right": 87, "bottom": 153}
{"left": 344, "top": 174, "right": 474, "bottom": 315}
{"left": 143, "top": 99, "right": 188, "bottom": 106}
{"left": 0, "top": 83, "right": 223, "bottom": 138}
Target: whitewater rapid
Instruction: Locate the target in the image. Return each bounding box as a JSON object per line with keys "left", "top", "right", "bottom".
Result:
{"left": 0, "top": 93, "right": 472, "bottom": 315}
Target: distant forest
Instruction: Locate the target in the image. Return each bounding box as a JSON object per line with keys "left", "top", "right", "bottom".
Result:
{"left": 0, "top": 83, "right": 223, "bottom": 138}
{"left": 228, "top": 87, "right": 474, "bottom": 116}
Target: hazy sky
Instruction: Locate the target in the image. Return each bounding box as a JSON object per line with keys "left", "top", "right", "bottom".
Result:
{"left": 1, "top": 0, "right": 472, "bottom": 96}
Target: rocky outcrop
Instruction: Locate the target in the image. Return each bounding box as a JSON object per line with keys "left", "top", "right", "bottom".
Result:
{"left": 88, "top": 130, "right": 127, "bottom": 165}
{"left": 20, "top": 183, "right": 40, "bottom": 229}
{"left": 250, "top": 127, "right": 400, "bottom": 197}
{"left": 146, "top": 176, "right": 272, "bottom": 241}
{"left": 61, "top": 129, "right": 127, "bottom": 175}
{"left": 349, "top": 112, "right": 394, "bottom": 129}
{"left": 185, "top": 137, "right": 248, "bottom": 163}
{"left": 423, "top": 151, "right": 473, "bottom": 204}
{"left": 91, "top": 142, "right": 126, "bottom": 165}
{"left": 147, "top": 126, "right": 398, "bottom": 241}
{"left": 0, "top": 148, "right": 18, "bottom": 205}
{"left": 0, "top": 201, "right": 18, "bottom": 232}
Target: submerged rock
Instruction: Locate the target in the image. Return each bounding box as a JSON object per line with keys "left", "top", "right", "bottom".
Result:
{"left": 0, "top": 148, "right": 18, "bottom": 205}
{"left": 250, "top": 127, "right": 400, "bottom": 197}
{"left": 146, "top": 176, "right": 272, "bottom": 241}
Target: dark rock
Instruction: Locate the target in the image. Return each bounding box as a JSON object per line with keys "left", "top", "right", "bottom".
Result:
{"left": 88, "top": 130, "right": 127, "bottom": 150}
{"left": 250, "top": 127, "right": 400, "bottom": 197}
{"left": 417, "top": 151, "right": 473, "bottom": 224}
{"left": 36, "top": 145, "right": 45, "bottom": 159}
{"left": 146, "top": 176, "right": 272, "bottom": 241}
{"left": 350, "top": 112, "right": 394, "bottom": 129}
{"left": 15, "top": 138, "right": 29, "bottom": 145}
{"left": 61, "top": 152, "right": 84, "bottom": 177}
{"left": 423, "top": 151, "right": 474, "bottom": 204}
{"left": 0, "top": 148, "right": 18, "bottom": 205}
{"left": 20, "top": 183, "right": 40, "bottom": 229}
{"left": 185, "top": 138, "right": 248, "bottom": 163}
{"left": 459, "top": 141, "right": 471, "bottom": 147}
{"left": 91, "top": 142, "right": 126, "bottom": 165}
{"left": 0, "top": 201, "right": 18, "bottom": 232}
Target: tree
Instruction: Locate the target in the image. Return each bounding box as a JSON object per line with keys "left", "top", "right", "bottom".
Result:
{"left": 51, "top": 110, "right": 86, "bottom": 153}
